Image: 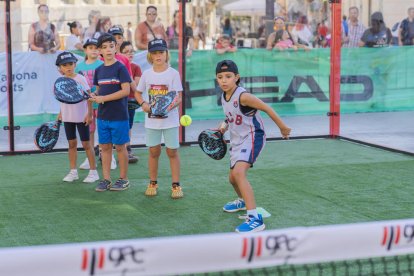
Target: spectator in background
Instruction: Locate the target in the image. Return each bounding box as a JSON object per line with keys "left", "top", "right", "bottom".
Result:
{"left": 342, "top": 6, "right": 365, "bottom": 48}
{"left": 134, "top": 6, "right": 168, "bottom": 50}
{"left": 267, "top": 16, "right": 295, "bottom": 50}
{"left": 291, "top": 15, "right": 313, "bottom": 48}
{"left": 94, "top": 16, "right": 112, "bottom": 39}
{"left": 83, "top": 10, "right": 101, "bottom": 42}
{"left": 120, "top": 41, "right": 142, "bottom": 164}
{"left": 359, "top": 12, "right": 392, "bottom": 48}
{"left": 215, "top": 34, "right": 237, "bottom": 54}
{"left": 66, "top": 21, "right": 83, "bottom": 51}
{"left": 222, "top": 18, "right": 234, "bottom": 40}
{"left": 194, "top": 14, "right": 206, "bottom": 49}
{"left": 126, "top": 22, "right": 133, "bottom": 43}
{"left": 274, "top": 29, "right": 309, "bottom": 51}
{"left": 342, "top": 15, "right": 348, "bottom": 37}
{"left": 166, "top": 10, "right": 194, "bottom": 57}
{"left": 398, "top": 7, "right": 414, "bottom": 46}
{"left": 28, "top": 4, "right": 60, "bottom": 53}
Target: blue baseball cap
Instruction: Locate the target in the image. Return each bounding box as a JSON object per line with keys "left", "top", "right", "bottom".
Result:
{"left": 83, "top": 38, "right": 98, "bottom": 48}
{"left": 108, "top": 26, "right": 124, "bottom": 36}
{"left": 55, "top": 51, "right": 78, "bottom": 66}
{"left": 148, "top": 39, "right": 168, "bottom": 52}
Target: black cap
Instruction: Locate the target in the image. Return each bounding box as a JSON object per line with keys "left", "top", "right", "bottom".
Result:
{"left": 83, "top": 38, "right": 98, "bottom": 48}
{"left": 97, "top": 33, "right": 116, "bottom": 48}
{"left": 148, "top": 39, "right": 168, "bottom": 52}
{"left": 55, "top": 51, "right": 78, "bottom": 66}
{"left": 216, "top": 60, "right": 239, "bottom": 75}
{"left": 108, "top": 26, "right": 124, "bottom": 36}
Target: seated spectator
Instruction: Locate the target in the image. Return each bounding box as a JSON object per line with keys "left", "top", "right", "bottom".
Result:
{"left": 28, "top": 4, "right": 60, "bottom": 53}
{"left": 215, "top": 34, "right": 237, "bottom": 54}
{"left": 274, "top": 29, "right": 309, "bottom": 51}
{"left": 266, "top": 16, "right": 296, "bottom": 50}
{"left": 359, "top": 12, "right": 392, "bottom": 48}
{"left": 398, "top": 7, "right": 414, "bottom": 46}
{"left": 65, "top": 21, "right": 83, "bottom": 51}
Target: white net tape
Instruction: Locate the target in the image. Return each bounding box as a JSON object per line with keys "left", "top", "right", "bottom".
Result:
{"left": 1, "top": 218, "right": 414, "bottom": 276}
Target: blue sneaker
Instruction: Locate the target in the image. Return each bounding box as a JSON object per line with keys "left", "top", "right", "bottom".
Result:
{"left": 223, "top": 198, "right": 246, "bottom": 213}
{"left": 235, "top": 214, "right": 265, "bottom": 233}
{"left": 110, "top": 178, "right": 130, "bottom": 191}
{"left": 95, "top": 179, "right": 112, "bottom": 192}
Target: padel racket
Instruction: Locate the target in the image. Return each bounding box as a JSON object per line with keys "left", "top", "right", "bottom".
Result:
{"left": 149, "top": 91, "right": 178, "bottom": 118}
{"left": 34, "top": 120, "right": 61, "bottom": 152}
{"left": 198, "top": 129, "right": 227, "bottom": 160}
{"left": 128, "top": 99, "right": 140, "bottom": 110}
{"left": 54, "top": 77, "right": 89, "bottom": 104}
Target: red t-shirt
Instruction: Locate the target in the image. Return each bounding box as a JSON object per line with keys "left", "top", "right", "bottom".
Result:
{"left": 129, "top": 63, "right": 142, "bottom": 98}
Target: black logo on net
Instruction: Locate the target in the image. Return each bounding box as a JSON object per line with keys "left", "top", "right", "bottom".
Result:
{"left": 82, "top": 246, "right": 145, "bottom": 275}
{"left": 183, "top": 75, "right": 373, "bottom": 109}
{"left": 242, "top": 234, "right": 298, "bottom": 263}
{"left": 382, "top": 224, "right": 414, "bottom": 250}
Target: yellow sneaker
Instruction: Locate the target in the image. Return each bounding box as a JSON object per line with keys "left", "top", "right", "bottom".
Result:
{"left": 171, "top": 185, "right": 183, "bottom": 199}
{"left": 145, "top": 183, "right": 158, "bottom": 196}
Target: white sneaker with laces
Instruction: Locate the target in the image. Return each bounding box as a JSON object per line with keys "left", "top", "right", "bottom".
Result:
{"left": 63, "top": 170, "right": 79, "bottom": 182}
{"left": 83, "top": 170, "right": 99, "bottom": 183}
{"left": 79, "top": 158, "right": 90, "bottom": 170}
{"left": 110, "top": 155, "right": 117, "bottom": 170}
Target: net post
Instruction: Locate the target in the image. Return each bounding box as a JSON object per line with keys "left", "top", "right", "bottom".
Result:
{"left": 329, "top": 0, "right": 342, "bottom": 138}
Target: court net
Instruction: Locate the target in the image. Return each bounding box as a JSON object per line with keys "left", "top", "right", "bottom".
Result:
{"left": 1, "top": 218, "right": 414, "bottom": 276}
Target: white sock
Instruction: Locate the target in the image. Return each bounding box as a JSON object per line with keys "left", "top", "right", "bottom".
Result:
{"left": 238, "top": 197, "right": 244, "bottom": 202}
{"left": 71, "top": 169, "right": 78, "bottom": 174}
{"left": 89, "top": 169, "right": 97, "bottom": 174}
{"left": 247, "top": 209, "right": 259, "bottom": 219}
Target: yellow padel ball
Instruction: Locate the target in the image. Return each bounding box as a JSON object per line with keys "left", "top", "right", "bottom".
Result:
{"left": 180, "top": 115, "right": 192, "bottom": 127}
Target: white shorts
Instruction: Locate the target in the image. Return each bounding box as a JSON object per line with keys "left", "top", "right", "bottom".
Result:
{"left": 229, "top": 132, "right": 265, "bottom": 169}
{"left": 145, "top": 127, "right": 180, "bottom": 149}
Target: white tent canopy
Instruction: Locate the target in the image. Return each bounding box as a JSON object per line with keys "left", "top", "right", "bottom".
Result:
{"left": 222, "top": 0, "right": 281, "bottom": 16}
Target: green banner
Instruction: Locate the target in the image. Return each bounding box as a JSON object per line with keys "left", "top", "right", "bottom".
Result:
{"left": 169, "top": 47, "right": 414, "bottom": 120}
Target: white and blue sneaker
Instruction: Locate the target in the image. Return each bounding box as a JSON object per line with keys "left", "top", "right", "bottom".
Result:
{"left": 223, "top": 198, "right": 246, "bottom": 213}
{"left": 235, "top": 214, "right": 265, "bottom": 233}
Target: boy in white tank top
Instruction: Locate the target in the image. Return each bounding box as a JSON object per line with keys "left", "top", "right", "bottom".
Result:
{"left": 216, "top": 60, "right": 291, "bottom": 233}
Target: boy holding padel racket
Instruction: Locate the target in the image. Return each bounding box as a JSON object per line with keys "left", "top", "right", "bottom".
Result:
{"left": 135, "top": 39, "right": 183, "bottom": 199}
{"left": 90, "top": 33, "right": 132, "bottom": 192}
{"left": 216, "top": 60, "right": 291, "bottom": 233}
{"left": 56, "top": 51, "right": 99, "bottom": 183}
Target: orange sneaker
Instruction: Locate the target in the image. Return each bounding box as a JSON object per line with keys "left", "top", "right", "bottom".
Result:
{"left": 145, "top": 183, "right": 158, "bottom": 196}
{"left": 171, "top": 185, "right": 183, "bottom": 199}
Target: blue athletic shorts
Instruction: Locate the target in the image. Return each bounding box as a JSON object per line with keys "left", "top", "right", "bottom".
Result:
{"left": 146, "top": 127, "right": 179, "bottom": 149}
{"left": 97, "top": 119, "right": 130, "bottom": 145}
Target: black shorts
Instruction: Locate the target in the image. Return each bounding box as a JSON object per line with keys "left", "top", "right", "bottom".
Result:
{"left": 64, "top": 122, "right": 90, "bottom": 141}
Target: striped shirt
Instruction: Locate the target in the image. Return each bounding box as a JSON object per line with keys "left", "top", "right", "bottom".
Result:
{"left": 342, "top": 20, "right": 366, "bottom": 48}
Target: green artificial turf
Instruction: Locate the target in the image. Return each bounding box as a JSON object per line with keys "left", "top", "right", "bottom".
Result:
{"left": 1, "top": 139, "right": 413, "bottom": 248}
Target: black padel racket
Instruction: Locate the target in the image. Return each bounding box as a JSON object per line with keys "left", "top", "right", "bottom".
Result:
{"left": 54, "top": 77, "right": 89, "bottom": 104}
{"left": 198, "top": 129, "right": 227, "bottom": 160}
{"left": 34, "top": 120, "right": 62, "bottom": 152}
{"left": 149, "top": 91, "right": 178, "bottom": 118}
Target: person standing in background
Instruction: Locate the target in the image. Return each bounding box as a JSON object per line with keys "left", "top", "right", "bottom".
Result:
{"left": 398, "top": 7, "right": 414, "bottom": 46}
{"left": 126, "top": 22, "right": 133, "bottom": 43}
{"left": 83, "top": 10, "right": 101, "bottom": 42}
{"left": 28, "top": 4, "right": 60, "bottom": 53}
{"left": 65, "top": 21, "right": 83, "bottom": 51}
{"left": 134, "top": 6, "right": 168, "bottom": 50}
{"left": 342, "top": 6, "right": 365, "bottom": 48}
{"left": 166, "top": 10, "right": 194, "bottom": 57}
